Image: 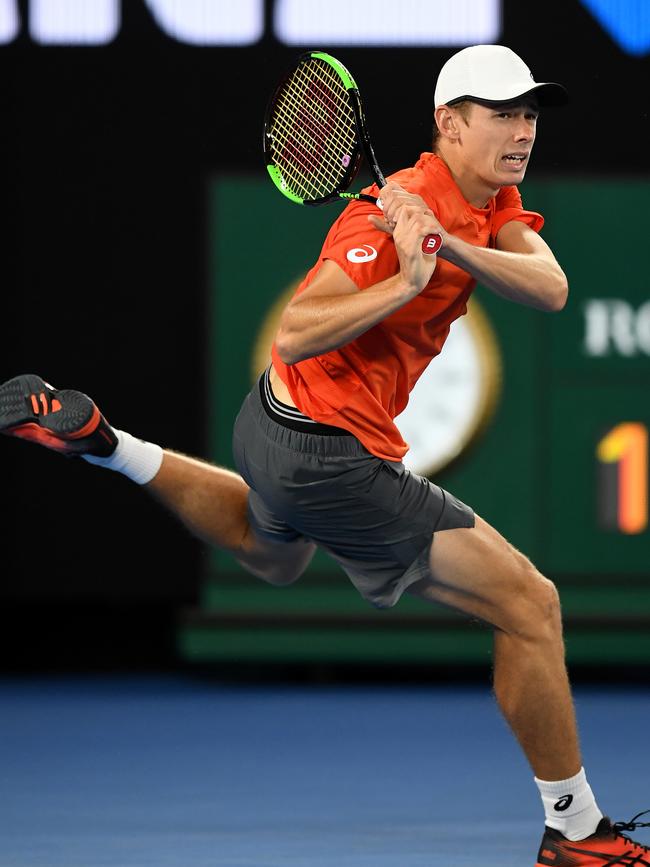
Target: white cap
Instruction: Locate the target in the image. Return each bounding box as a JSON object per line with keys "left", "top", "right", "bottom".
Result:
{"left": 434, "top": 45, "right": 567, "bottom": 108}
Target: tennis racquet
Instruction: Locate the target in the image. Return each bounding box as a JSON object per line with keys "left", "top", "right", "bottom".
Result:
{"left": 263, "top": 50, "right": 443, "bottom": 256}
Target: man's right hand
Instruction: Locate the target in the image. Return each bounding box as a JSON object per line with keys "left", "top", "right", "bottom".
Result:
{"left": 368, "top": 182, "right": 444, "bottom": 295}
{"left": 275, "top": 182, "right": 446, "bottom": 365}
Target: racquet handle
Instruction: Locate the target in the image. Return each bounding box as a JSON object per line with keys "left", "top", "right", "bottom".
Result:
{"left": 372, "top": 194, "right": 442, "bottom": 256}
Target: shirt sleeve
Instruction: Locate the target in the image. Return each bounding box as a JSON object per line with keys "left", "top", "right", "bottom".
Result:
{"left": 320, "top": 199, "right": 400, "bottom": 290}
{"left": 490, "top": 185, "right": 544, "bottom": 243}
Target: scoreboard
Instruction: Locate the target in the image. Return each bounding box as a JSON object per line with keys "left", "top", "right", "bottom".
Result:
{"left": 535, "top": 179, "right": 649, "bottom": 575}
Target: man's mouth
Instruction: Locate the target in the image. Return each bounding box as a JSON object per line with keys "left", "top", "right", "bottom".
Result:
{"left": 502, "top": 153, "right": 528, "bottom": 167}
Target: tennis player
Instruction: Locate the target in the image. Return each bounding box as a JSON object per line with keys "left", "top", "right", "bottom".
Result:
{"left": 1, "top": 45, "right": 648, "bottom": 865}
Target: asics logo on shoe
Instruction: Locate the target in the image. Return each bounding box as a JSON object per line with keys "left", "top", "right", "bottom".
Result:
{"left": 554, "top": 795, "right": 574, "bottom": 811}
{"left": 30, "top": 391, "right": 62, "bottom": 416}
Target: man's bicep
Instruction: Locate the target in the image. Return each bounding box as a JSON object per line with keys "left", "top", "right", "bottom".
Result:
{"left": 495, "top": 219, "right": 555, "bottom": 258}
{"left": 291, "top": 259, "right": 361, "bottom": 305}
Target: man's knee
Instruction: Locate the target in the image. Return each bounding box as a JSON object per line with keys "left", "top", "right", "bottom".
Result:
{"left": 246, "top": 558, "right": 304, "bottom": 586}
{"left": 235, "top": 528, "right": 315, "bottom": 586}
{"left": 255, "top": 569, "right": 302, "bottom": 587}
{"left": 505, "top": 553, "right": 562, "bottom": 639}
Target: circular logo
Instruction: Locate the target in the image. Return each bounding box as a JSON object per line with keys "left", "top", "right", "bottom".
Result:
{"left": 346, "top": 244, "right": 377, "bottom": 263}
{"left": 553, "top": 795, "right": 574, "bottom": 812}
{"left": 422, "top": 234, "right": 443, "bottom": 255}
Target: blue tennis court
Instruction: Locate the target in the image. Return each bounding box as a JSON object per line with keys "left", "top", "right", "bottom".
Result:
{"left": 1, "top": 675, "right": 648, "bottom": 867}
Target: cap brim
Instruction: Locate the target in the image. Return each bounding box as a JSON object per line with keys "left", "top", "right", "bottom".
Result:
{"left": 526, "top": 82, "right": 568, "bottom": 107}
{"left": 455, "top": 82, "right": 568, "bottom": 108}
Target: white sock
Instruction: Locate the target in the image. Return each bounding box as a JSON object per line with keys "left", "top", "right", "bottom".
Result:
{"left": 82, "top": 429, "right": 163, "bottom": 485}
{"left": 535, "top": 767, "right": 603, "bottom": 841}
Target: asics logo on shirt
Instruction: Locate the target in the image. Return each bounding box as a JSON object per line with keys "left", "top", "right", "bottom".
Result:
{"left": 346, "top": 244, "right": 377, "bottom": 263}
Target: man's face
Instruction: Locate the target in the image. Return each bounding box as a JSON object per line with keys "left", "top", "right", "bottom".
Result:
{"left": 454, "top": 99, "right": 539, "bottom": 188}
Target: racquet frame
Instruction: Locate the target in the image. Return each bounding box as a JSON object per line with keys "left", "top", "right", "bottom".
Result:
{"left": 263, "top": 50, "right": 442, "bottom": 254}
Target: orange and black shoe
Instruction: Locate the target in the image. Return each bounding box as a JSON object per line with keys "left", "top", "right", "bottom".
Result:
{"left": 536, "top": 812, "right": 650, "bottom": 866}
{"left": 0, "top": 373, "right": 117, "bottom": 457}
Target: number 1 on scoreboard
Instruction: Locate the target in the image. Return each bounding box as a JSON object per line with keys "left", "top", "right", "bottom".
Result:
{"left": 597, "top": 422, "right": 648, "bottom": 535}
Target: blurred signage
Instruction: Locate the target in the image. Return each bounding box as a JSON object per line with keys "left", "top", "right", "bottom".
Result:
{"left": 0, "top": 0, "right": 500, "bottom": 45}
{"left": 578, "top": 0, "right": 650, "bottom": 55}
{"left": 2, "top": 0, "right": 648, "bottom": 54}
{"left": 274, "top": 0, "right": 500, "bottom": 46}
{"left": 3, "top": 0, "right": 648, "bottom": 54}
{"left": 2, "top": 0, "right": 264, "bottom": 44}
{"left": 583, "top": 299, "right": 650, "bottom": 357}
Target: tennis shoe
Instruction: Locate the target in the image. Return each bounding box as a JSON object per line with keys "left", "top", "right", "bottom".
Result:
{"left": 536, "top": 812, "right": 650, "bottom": 866}
{"left": 0, "top": 373, "right": 117, "bottom": 457}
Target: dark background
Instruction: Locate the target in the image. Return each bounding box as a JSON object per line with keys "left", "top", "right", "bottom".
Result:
{"left": 2, "top": 0, "right": 648, "bottom": 673}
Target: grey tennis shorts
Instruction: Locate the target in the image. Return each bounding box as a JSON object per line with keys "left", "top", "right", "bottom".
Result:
{"left": 231, "top": 375, "right": 475, "bottom": 608}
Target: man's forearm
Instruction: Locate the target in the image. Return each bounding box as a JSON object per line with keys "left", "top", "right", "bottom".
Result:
{"left": 442, "top": 236, "right": 568, "bottom": 311}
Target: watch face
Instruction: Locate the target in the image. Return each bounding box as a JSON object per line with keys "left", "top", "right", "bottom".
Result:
{"left": 252, "top": 284, "right": 502, "bottom": 478}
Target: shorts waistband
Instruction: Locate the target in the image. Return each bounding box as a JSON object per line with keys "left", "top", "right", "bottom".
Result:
{"left": 259, "top": 368, "right": 354, "bottom": 437}
{"left": 246, "top": 373, "right": 367, "bottom": 458}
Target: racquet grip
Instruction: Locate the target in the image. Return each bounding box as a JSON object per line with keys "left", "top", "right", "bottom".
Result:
{"left": 422, "top": 234, "right": 443, "bottom": 255}
{"left": 372, "top": 195, "right": 442, "bottom": 255}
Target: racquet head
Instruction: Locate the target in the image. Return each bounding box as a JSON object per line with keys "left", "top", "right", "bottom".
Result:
{"left": 263, "top": 51, "right": 368, "bottom": 206}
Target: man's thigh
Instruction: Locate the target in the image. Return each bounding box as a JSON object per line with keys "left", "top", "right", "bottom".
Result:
{"left": 407, "top": 515, "right": 549, "bottom": 630}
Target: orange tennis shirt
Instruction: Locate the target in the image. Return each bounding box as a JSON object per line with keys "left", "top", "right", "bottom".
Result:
{"left": 271, "top": 152, "right": 544, "bottom": 461}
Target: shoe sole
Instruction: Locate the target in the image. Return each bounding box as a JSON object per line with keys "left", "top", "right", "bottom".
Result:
{"left": 0, "top": 374, "right": 99, "bottom": 441}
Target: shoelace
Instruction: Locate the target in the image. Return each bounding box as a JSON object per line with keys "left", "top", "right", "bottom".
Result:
{"left": 612, "top": 811, "right": 650, "bottom": 859}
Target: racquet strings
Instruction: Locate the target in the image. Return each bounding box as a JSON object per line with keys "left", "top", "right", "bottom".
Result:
{"left": 267, "top": 56, "right": 359, "bottom": 202}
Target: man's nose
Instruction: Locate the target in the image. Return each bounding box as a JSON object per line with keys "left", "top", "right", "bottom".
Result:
{"left": 514, "top": 120, "right": 534, "bottom": 141}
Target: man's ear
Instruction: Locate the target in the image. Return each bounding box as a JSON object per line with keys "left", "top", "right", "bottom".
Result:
{"left": 434, "top": 106, "right": 461, "bottom": 142}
